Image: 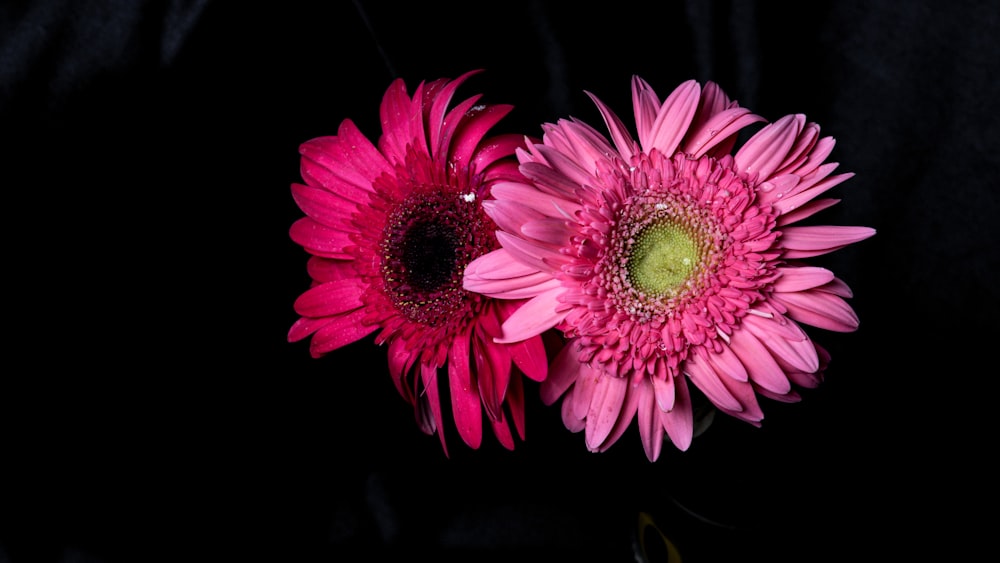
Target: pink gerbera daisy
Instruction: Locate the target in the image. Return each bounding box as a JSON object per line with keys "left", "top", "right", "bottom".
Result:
{"left": 464, "top": 76, "right": 875, "bottom": 461}
{"left": 288, "top": 71, "right": 549, "bottom": 455}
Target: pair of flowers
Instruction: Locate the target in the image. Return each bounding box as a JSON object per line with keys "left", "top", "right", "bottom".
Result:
{"left": 288, "top": 70, "right": 875, "bottom": 462}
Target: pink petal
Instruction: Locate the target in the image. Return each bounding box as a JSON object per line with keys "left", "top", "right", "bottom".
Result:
{"left": 540, "top": 341, "right": 582, "bottom": 405}
{"left": 772, "top": 172, "right": 854, "bottom": 217}
{"left": 735, "top": 114, "right": 804, "bottom": 181}
{"left": 777, "top": 198, "right": 841, "bottom": 226}
{"left": 727, "top": 329, "right": 792, "bottom": 395}
{"left": 521, "top": 217, "right": 575, "bottom": 246}
{"left": 646, "top": 79, "right": 701, "bottom": 155}
{"left": 495, "top": 230, "right": 571, "bottom": 273}
{"left": 716, "top": 371, "right": 765, "bottom": 425}
{"left": 741, "top": 313, "right": 819, "bottom": 373}
{"left": 684, "top": 107, "right": 766, "bottom": 158}
{"left": 560, "top": 393, "right": 586, "bottom": 433}
{"left": 771, "top": 289, "right": 860, "bottom": 332}
{"left": 465, "top": 248, "right": 539, "bottom": 280}
{"left": 683, "top": 356, "right": 741, "bottom": 412}
{"left": 464, "top": 250, "right": 560, "bottom": 300}
{"left": 482, "top": 199, "right": 546, "bottom": 238}
{"left": 773, "top": 266, "right": 836, "bottom": 293}
{"left": 584, "top": 374, "right": 627, "bottom": 450}
{"left": 779, "top": 225, "right": 877, "bottom": 258}
{"left": 496, "top": 287, "right": 567, "bottom": 344}
{"left": 584, "top": 91, "right": 636, "bottom": 162}
{"left": 630, "top": 75, "right": 661, "bottom": 149}
{"left": 637, "top": 379, "right": 665, "bottom": 461}
{"left": 660, "top": 376, "right": 694, "bottom": 451}
{"left": 490, "top": 181, "right": 582, "bottom": 218}
{"left": 651, "top": 372, "right": 676, "bottom": 412}
{"left": 596, "top": 377, "right": 641, "bottom": 452}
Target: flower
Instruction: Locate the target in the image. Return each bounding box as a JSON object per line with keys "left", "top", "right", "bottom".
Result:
{"left": 288, "top": 70, "right": 549, "bottom": 455}
{"left": 464, "top": 76, "right": 875, "bottom": 461}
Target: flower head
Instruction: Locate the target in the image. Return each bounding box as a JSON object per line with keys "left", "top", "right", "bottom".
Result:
{"left": 464, "top": 76, "right": 875, "bottom": 461}
{"left": 288, "top": 71, "right": 549, "bottom": 455}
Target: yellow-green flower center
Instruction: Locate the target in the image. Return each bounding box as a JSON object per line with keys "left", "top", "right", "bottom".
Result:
{"left": 627, "top": 221, "right": 699, "bottom": 296}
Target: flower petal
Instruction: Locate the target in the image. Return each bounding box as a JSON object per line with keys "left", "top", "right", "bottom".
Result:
{"left": 496, "top": 286, "right": 567, "bottom": 344}
{"left": 779, "top": 225, "right": 877, "bottom": 258}
{"left": 448, "top": 328, "right": 482, "bottom": 450}
{"left": 772, "top": 289, "right": 860, "bottom": 332}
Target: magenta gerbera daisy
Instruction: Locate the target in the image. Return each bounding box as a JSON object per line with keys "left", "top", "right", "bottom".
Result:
{"left": 287, "top": 71, "right": 549, "bottom": 455}
{"left": 464, "top": 76, "right": 875, "bottom": 461}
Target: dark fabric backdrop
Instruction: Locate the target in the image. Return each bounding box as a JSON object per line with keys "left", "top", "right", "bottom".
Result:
{"left": 2, "top": 1, "right": 996, "bottom": 562}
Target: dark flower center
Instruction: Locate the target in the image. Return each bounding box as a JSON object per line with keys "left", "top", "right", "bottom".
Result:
{"left": 380, "top": 186, "right": 492, "bottom": 327}
{"left": 400, "top": 219, "right": 458, "bottom": 292}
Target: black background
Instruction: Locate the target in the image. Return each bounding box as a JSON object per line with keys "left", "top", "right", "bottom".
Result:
{"left": 1, "top": 1, "right": 996, "bottom": 562}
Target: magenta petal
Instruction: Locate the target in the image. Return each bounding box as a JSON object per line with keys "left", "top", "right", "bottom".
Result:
{"left": 305, "top": 256, "right": 355, "bottom": 283}
{"left": 299, "top": 122, "right": 391, "bottom": 186}
{"left": 292, "top": 278, "right": 366, "bottom": 317}
{"left": 448, "top": 330, "right": 483, "bottom": 449}
{"left": 506, "top": 374, "right": 526, "bottom": 440}
{"left": 419, "top": 363, "right": 449, "bottom": 457}
{"left": 307, "top": 308, "right": 378, "bottom": 357}
{"left": 506, "top": 334, "right": 549, "bottom": 382}
{"left": 451, "top": 103, "right": 514, "bottom": 167}
{"left": 289, "top": 217, "right": 354, "bottom": 259}
{"left": 490, "top": 410, "right": 516, "bottom": 451}
{"left": 473, "top": 133, "right": 526, "bottom": 171}
{"left": 287, "top": 316, "right": 333, "bottom": 344}
{"left": 289, "top": 183, "right": 356, "bottom": 229}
